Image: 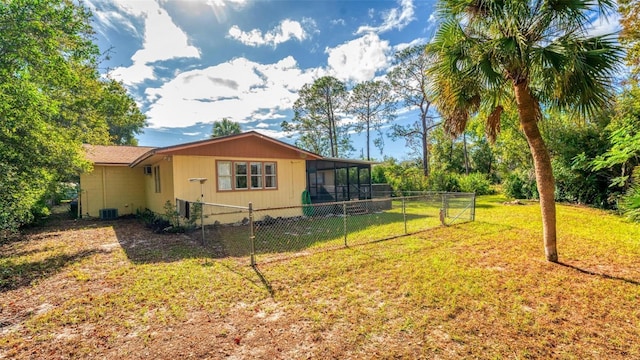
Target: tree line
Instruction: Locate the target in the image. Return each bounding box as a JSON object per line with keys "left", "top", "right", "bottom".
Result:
{"left": 0, "top": 0, "right": 146, "bottom": 232}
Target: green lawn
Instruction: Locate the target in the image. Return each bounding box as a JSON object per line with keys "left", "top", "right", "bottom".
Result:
{"left": 1, "top": 195, "right": 639, "bottom": 359}
{"left": 215, "top": 197, "right": 460, "bottom": 262}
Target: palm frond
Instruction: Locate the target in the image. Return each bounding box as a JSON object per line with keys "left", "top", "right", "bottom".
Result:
{"left": 536, "top": 34, "right": 622, "bottom": 117}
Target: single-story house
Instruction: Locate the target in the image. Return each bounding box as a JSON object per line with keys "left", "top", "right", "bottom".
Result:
{"left": 80, "top": 131, "right": 374, "bottom": 222}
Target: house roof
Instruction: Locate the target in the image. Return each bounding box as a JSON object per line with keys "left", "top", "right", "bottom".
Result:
{"left": 83, "top": 144, "right": 157, "bottom": 165}
{"left": 129, "top": 131, "right": 323, "bottom": 167}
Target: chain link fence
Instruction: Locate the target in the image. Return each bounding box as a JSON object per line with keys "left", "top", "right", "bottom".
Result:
{"left": 177, "top": 192, "right": 475, "bottom": 265}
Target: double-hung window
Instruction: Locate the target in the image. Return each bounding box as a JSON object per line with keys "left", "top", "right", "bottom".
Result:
{"left": 217, "top": 161, "right": 232, "bottom": 191}
{"left": 235, "top": 162, "right": 248, "bottom": 190}
{"left": 264, "top": 162, "right": 276, "bottom": 189}
{"left": 217, "top": 160, "right": 277, "bottom": 191}
{"left": 250, "top": 162, "right": 262, "bottom": 189}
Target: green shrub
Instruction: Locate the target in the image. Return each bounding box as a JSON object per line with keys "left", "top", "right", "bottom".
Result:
{"left": 619, "top": 167, "right": 640, "bottom": 222}
{"left": 553, "top": 158, "right": 610, "bottom": 207}
{"left": 385, "top": 165, "right": 429, "bottom": 195}
{"left": 503, "top": 171, "right": 538, "bottom": 199}
{"left": 457, "top": 173, "right": 494, "bottom": 195}
{"left": 427, "top": 170, "right": 460, "bottom": 192}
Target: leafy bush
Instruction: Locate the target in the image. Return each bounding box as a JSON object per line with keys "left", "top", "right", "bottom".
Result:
{"left": 457, "top": 173, "right": 494, "bottom": 195}
{"left": 380, "top": 161, "right": 429, "bottom": 195}
{"left": 619, "top": 167, "right": 640, "bottom": 222}
{"left": 503, "top": 171, "right": 538, "bottom": 199}
{"left": 136, "top": 207, "right": 177, "bottom": 234}
{"left": 426, "top": 170, "right": 460, "bottom": 192}
{"left": 552, "top": 158, "right": 610, "bottom": 207}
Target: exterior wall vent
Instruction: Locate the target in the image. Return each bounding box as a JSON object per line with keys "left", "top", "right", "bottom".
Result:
{"left": 99, "top": 208, "right": 118, "bottom": 220}
{"left": 143, "top": 165, "right": 152, "bottom": 175}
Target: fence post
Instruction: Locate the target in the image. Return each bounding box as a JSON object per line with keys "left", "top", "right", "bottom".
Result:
{"left": 439, "top": 193, "right": 445, "bottom": 226}
{"left": 402, "top": 197, "right": 407, "bottom": 234}
{"left": 471, "top": 193, "right": 476, "bottom": 221}
{"left": 200, "top": 201, "right": 205, "bottom": 245}
{"left": 249, "top": 202, "right": 255, "bottom": 266}
{"left": 343, "top": 202, "right": 347, "bottom": 247}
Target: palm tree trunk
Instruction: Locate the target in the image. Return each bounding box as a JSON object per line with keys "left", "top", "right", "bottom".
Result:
{"left": 514, "top": 81, "right": 558, "bottom": 262}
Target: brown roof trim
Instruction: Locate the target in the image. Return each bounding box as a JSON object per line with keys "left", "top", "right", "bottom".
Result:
{"left": 129, "top": 148, "right": 159, "bottom": 168}
{"left": 130, "top": 131, "right": 322, "bottom": 167}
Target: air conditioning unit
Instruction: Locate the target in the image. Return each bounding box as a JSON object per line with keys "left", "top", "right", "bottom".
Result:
{"left": 143, "top": 165, "right": 152, "bottom": 175}
{"left": 99, "top": 208, "right": 118, "bottom": 220}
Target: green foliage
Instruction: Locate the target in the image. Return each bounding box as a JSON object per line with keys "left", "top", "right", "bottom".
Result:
{"left": 282, "top": 76, "right": 351, "bottom": 158}
{"left": 617, "top": 166, "right": 640, "bottom": 221}
{"left": 430, "top": 127, "right": 467, "bottom": 174}
{"left": 457, "top": 173, "right": 494, "bottom": 195}
{"left": 470, "top": 137, "right": 496, "bottom": 180}
{"left": 0, "top": 0, "right": 146, "bottom": 231}
{"left": 619, "top": 0, "right": 640, "bottom": 78}
{"left": 163, "top": 201, "right": 180, "bottom": 228}
{"left": 552, "top": 159, "right": 608, "bottom": 207}
{"left": 503, "top": 171, "right": 538, "bottom": 200}
{"left": 591, "top": 87, "right": 640, "bottom": 189}
{"left": 188, "top": 201, "right": 202, "bottom": 228}
{"left": 102, "top": 79, "right": 148, "bottom": 145}
{"left": 540, "top": 109, "right": 613, "bottom": 207}
{"left": 374, "top": 159, "right": 428, "bottom": 195}
{"left": 211, "top": 118, "right": 241, "bottom": 138}
{"left": 136, "top": 208, "right": 157, "bottom": 226}
{"left": 371, "top": 165, "right": 387, "bottom": 184}
{"left": 426, "top": 170, "right": 460, "bottom": 192}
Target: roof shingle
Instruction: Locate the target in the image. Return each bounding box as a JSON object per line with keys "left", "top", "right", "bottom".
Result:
{"left": 83, "top": 144, "right": 156, "bottom": 165}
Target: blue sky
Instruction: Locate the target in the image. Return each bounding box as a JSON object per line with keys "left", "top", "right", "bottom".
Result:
{"left": 87, "top": 0, "right": 620, "bottom": 160}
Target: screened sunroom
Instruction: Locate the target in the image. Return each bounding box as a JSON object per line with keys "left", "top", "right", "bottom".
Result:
{"left": 305, "top": 158, "right": 374, "bottom": 203}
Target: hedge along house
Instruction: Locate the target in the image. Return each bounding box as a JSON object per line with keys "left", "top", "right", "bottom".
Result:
{"left": 80, "top": 131, "right": 374, "bottom": 222}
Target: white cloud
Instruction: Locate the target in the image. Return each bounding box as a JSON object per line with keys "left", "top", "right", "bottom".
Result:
{"left": 251, "top": 128, "right": 289, "bottom": 139}
{"left": 143, "top": 56, "right": 326, "bottom": 128}
{"left": 228, "top": 19, "right": 310, "bottom": 47}
{"left": 93, "top": 0, "right": 200, "bottom": 85}
{"left": 90, "top": 8, "right": 140, "bottom": 38}
{"left": 255, "top": 122, "right": 271, "bottom": 129}
{"left": 392, "top": 38, "right": 428, "bottom": 53}
{"left": 356, "top": 0, "right": 415, "bottom": 34}
{"left": 586, "top": 11, "right": 621, "bottom": 37}
{"left": 325, "top": 33, "right": 391, "bottom": 83}
{"left": 202, "top": 0, "right": 247, "bottom": 7}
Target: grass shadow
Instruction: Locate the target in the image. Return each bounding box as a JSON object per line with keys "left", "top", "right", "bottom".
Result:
{"left": 251, "top": 265, "right": 274, "bottom": 298}
{"left": 474, "top": 203, "right": 496, "bottom": 209}
{"left": 112, "top": 219, "right": 228, "bottom": 264}
{"left": 0, "top": 249, "right": 106, "bottom": 292}
{"left": 558, "top": 262, "right": 640, "bottom": 286}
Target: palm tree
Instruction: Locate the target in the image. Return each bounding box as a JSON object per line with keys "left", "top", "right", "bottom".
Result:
{"left": 427, "top": 0, "right": 622, "bottom": 262}
{"left": 211, "top": 118, "right": 241, "bottom": 138}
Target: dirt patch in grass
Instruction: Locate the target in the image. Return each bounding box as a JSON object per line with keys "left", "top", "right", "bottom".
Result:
{"left": 1, "top": 198, "right": 640, "bottom": 359}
